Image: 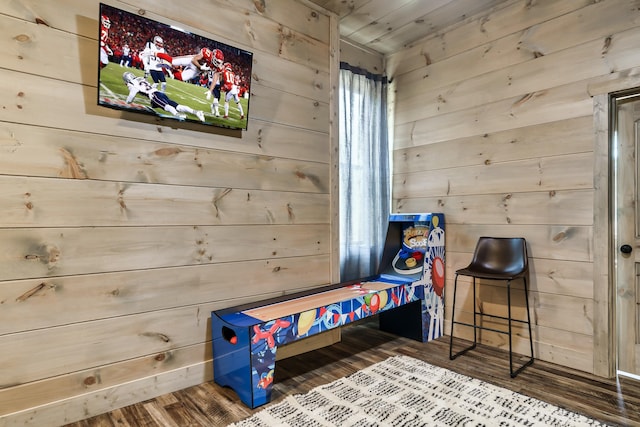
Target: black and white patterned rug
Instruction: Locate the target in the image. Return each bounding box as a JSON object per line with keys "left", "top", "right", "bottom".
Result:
{"left": 229, "top": 355, "right": 609, "bottom": 426}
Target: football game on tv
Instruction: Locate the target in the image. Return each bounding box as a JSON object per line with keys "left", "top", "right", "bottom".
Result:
{"left": 97, "top": 3, "right": 252, "bottom": 130}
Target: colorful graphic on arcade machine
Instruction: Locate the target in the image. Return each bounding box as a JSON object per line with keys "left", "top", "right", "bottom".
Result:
{"left": 394, "top": 222, "right": 430, "bottom": 273}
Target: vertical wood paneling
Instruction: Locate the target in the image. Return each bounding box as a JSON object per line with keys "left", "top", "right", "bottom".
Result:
{"left": 329, "top": 11, "right": 342, "bottom": 284}
{"left": 592, "top": 93, "right": 614, "bottom": 377}
{"left": 0, "top": 0, "right": 334, "bottom": 426}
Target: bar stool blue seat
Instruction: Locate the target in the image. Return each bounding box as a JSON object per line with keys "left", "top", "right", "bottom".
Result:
{"left": 449, "top": 236, "right": 534, "bottom": 377}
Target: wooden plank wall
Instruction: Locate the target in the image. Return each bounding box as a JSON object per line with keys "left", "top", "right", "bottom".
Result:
{"left": 0, "top": 0, "right": 333, "bottom": 425}
{"left": 339, "top": 39, "right": 384, "bottom": 75}
{"left": 387, "top": 0, "right": 640, "bottom": 375}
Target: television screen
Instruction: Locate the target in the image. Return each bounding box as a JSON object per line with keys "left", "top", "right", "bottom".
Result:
{"left": 97, "top": 3, "right": 252, "bottom": 130}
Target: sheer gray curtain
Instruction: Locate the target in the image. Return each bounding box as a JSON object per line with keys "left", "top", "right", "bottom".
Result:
{"left": 339, "top": 62, "right": 390, "bottom": 282}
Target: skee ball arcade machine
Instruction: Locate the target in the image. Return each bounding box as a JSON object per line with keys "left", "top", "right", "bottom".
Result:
{"left": 211, "top": 213, "right": 445, "bottom": 408}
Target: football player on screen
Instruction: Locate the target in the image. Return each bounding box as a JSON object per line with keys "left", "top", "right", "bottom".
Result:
{"left": 141, "top": 35, "right": 169, "bottom": 92}
{"left": 157, "top": 47, "right": 224, "bottom": 83}
{"left": 204, "top": 49, "right": 226, "bottom": 117}
{"left": 99, "top": 14, "right": 113, "bottom": 68}
{"left": 220, "top": 62, "right": 244, "bottom": 119}
{"left": 119, "top": 43, "right": 131, "bottom": 67}
{"left": 122, "top": 71, "right": 205, "bottom": 122}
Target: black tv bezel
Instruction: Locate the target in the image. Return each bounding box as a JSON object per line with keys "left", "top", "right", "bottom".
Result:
{"left": 97, "top": 3, "right": 253, "bottom": 131}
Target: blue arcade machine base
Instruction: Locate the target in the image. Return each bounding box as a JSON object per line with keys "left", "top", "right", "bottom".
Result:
{"left": 211, "top": 213, "right": 445, "bottom": 408}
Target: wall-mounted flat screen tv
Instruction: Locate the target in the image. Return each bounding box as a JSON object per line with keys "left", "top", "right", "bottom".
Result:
{"left": 97, "top": 3, "right": 252, "bottom": 130}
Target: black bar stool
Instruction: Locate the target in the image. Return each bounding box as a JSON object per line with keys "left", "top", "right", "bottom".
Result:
{"left": 449, "top": 237, "right": 534, "bottom": 377}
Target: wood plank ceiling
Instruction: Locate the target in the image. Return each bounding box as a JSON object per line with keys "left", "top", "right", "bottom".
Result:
{"left": 307, "top": 0, "right": 509, "bottom": 55}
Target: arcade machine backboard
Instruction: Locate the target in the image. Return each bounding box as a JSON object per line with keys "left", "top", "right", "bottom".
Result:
{"left": 377, "top": 213, "right": 445, "bottom": 342}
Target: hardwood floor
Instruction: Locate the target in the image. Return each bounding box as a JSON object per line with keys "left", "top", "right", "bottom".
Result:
{"left": 65, "top": 319, "right": 640, "bottom": 427}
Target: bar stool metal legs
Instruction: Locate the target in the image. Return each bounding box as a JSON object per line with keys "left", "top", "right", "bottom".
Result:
{"left": 449, "top": 274, "right": 477, "bottom": 359}
{"left": 449, "top": 274, "right": 534, "bottom": 377}
{"left": 508, "top": 276, "right": 534, "bottom": 377}
{"left": 448, "top": 237, "right": 534, "bottom": 378}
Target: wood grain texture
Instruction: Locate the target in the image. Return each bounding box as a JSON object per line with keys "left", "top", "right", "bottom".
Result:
{"left": 390, "top": 0, "right": 640, "bottom": 381}
{"left": 339, "top": 40, "right": 383, "bottom": 74}
{"left": 392, "top": 0, "right": 640, "bottom": 100}
{"left": 396, "top": 190, "right": 593, "bottom": 226}
{"left": 0, "top": 1, "right": 335, "bottom": 426}
{"left": 340, "top": 0, "right": 508, "bottom": 55}
{"left": 242, "top": 281, "right": 395, "bottom": 320}
{"left": 394, "top": 116, "right": 594, "bottom": 172}
{"left": 0, "top": 255, "right": 332, "bottom": 335}
{"left": 0, "top": 224, "right": 330, "bottom": 281}
{"left": 61, "top": 320, "right": 640, "bottom": 427}
{"left": 385, "top": 0, "right": 596, "bottom": 77}
{"left": 0, "top": 176, "right": 330, "bottom": 227}
{"left": 592, "top": 93, "right": 614, "bottom": 377}
{"left": 394, "top": 79, "right": 594, "bottom": 148}
{"left": 394, "top": 152, "right": 594, "bottom": 198}
{"left": 0, "top": 122, "right": 330, "bottom": 176}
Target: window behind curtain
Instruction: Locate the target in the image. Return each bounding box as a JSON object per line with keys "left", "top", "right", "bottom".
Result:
{"left": 338, "top": 62, "right": 390, "bottom": 282}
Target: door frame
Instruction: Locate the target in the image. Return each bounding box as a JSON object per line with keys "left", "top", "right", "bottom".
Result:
{"left": 590, "top": 74, "right": 640, "bottom": 378}
{"left": 610, "top": 92, "right": 640, "bottom": 376}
